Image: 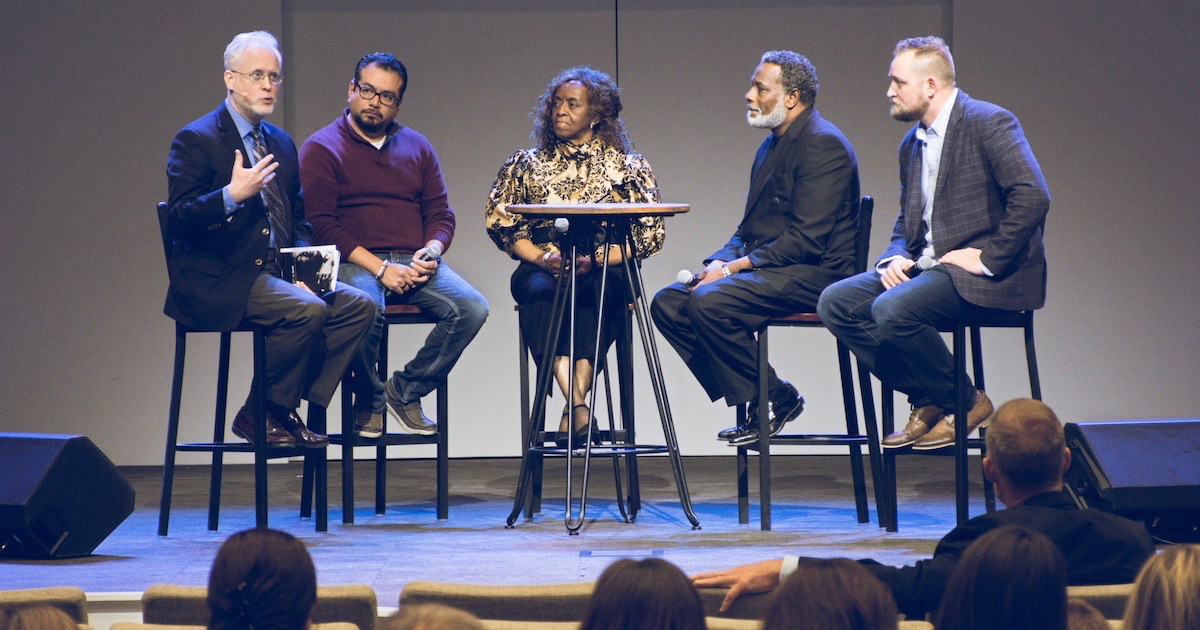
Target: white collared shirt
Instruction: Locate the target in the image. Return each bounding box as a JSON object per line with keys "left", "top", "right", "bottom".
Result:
{"left": 916, "top": 87, "right": 957, "bottom": 261}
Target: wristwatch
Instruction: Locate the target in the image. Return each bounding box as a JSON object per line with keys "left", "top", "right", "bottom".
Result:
{"left": 721, "top": 264, "right": 732, "bottom": 278}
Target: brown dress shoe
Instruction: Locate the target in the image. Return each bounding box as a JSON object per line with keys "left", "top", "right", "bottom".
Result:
{"left": 882, "top": 404, "right": 943, "bottom": 449}
{"left": 912, "top": 391, "right": 995, "bottom": 451}
{"left": 279, "top": 411, "right": 330, "bottom": 449}
{"left": 230, "top": 405, "right": 296, "bottom": 447}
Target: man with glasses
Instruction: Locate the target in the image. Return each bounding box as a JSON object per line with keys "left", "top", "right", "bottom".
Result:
{"left": 164, "top": 31, "right": 374, "bottom": 448}
{"left": 301, "top": 52, "right": 487, "bottom": 438}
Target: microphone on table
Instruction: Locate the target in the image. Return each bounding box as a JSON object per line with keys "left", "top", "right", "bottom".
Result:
{"left": 677, "top": 269, "right": 701, "bottom": 288}
{"left": 555, "top": 217, "right": 570, "bottom": 234}
{"left": 904, "top": 255, "right": 937, "bottom": 277}
{"left": 414, "top": 241, "right": 443, "bottom": 262}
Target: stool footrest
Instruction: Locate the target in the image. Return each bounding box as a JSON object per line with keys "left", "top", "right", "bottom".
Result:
{"left": 175, "top": 441, "right": 306, "bottom": 455}
{"left": 741, "top": 434, "right": 869, "bottom": 450}
{"left": 329, "top": 433, "right": 438, "bottom": 446}
{"left": 529, "top": 444, "right": 670, "bottom": 457}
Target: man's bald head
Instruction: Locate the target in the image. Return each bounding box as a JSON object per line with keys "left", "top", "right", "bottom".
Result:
{"left": 984, "top": 399, "right": 1068, "bottom": 493}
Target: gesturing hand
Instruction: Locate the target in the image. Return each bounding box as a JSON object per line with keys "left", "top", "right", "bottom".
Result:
{"left": 228, "top": 149, "right": 279, "bottom": 204}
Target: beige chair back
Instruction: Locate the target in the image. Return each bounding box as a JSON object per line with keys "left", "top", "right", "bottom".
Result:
{"left": 0, "top": 586, "right": 89, "bottom": 623}
{"left": 1067, "top": 583, "right": 1134, "bottom": 620}
{"left": 399, "top": 581, "right": 593, "bottom": 622}
{"left": 142, "top": 584, "right": 376, "bottom": 630}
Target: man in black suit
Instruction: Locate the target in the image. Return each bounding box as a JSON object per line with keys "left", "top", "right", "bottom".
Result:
{"left": 693, "top": 399, "right": 1155, "bottom": 617}
{"left": 164, "top": 31, "right": 374, "bottom": 448}
{"left": 651, "top": 51, "right": 860, "bottom": 445}
{"left": 818, "top": 36, "right": 1051, "bottom": 450}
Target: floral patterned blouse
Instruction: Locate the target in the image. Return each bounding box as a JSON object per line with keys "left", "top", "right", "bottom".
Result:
{"left": 485, "top": 138, "right": 665, "bottom": 260}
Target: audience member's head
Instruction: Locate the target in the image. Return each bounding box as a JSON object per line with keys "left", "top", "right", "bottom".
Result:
{"left": 383, "top": 604, "right": 484, "bottom": 630}
{"left": 982, "top": 398, "right": 1070, "bottom": 506}
{"left": 207, "top": 527, "right": 318, "bottom": 630}
{"left": 580, "top": 558, "right": 706, "bottom": 630}
{"left": 1066, "top": 598, "right": 1109, "bottom": 630}
{"left": 0, "top": 605, "right": 78, "bottom": 630}
{"left": 933, "top": 525, "right": 1067, "bottom": 630}
{"left": 761, "top": 557, "right": 897, "bottom": 630}
{"left": 1123, "top": 545, "right": 1200, "bottom": 630}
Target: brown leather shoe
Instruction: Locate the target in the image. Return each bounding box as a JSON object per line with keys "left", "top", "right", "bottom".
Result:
{"left": 882, "top": 404, "right": 943, "bottom": 449}
{"left": 278, "top": 411, "right": 330, "bottom": 449}
{"left": 230, "top": 405, "right": 296, "bottom": 447}
{"left": 912, "top": 391, "right": 995, "bottom": 451}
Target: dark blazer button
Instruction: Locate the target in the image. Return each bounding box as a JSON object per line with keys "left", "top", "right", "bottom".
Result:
{"left": 255, "top": 258, "right": 264, "bottom": 267}
{"left": 773, "top": 197, "right": 781, "bottom": 204}
{"left": 261, "top": 227, "right": 269, "bottom": 235}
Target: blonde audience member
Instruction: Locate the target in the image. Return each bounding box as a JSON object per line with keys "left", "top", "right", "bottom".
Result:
{"left": 1066, "top": 598, "right": 1109, "bottom": 630}
{"left": 761, "top": 557, "right": 897, "bottom": 629}
{"left": 0, "top": 605, "right": 77, "bottom": 630}
{"left": 1122, "top": 545, "right": 1200, "bottom": 630}
{"left": 207, "top": 528, "right": 317, "bottom": 630}
{"left": 580, "top": 558, "right": 706, "bottom": 630}
{"left": 383, "top": 603, "right": 484, "bottom": 630}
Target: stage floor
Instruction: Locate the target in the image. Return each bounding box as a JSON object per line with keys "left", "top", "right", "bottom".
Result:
{"left": 1, "top": 454, "right": 986, "bottom": 609}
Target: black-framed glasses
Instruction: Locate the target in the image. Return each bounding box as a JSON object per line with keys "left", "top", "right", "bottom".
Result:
{"left": 353, "top": 81, "right": 400, "bottom": 107}
{"left": 231, "top": 70, "right": 284, "bottom": 86}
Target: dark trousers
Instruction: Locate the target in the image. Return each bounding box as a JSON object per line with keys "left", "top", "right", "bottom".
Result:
{"left": 241, "top": 266, "right": 375, "bottom": 410}
{"left": 511, "top": 262, "right": 626, "bottom": 371}
{"left": 650, "top": 269, "right": 822, "bottom": 407}
{"left": 816, "top": 266, "right": 1001, "bottom": 409}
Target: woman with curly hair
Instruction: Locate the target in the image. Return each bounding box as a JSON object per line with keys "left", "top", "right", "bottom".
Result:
{"left": 486, "top": 66, "right": 664, "bottom": 447}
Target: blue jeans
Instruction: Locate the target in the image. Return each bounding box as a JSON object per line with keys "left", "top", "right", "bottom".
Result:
{"left": 340, "top": 253, "right": 489, "bottom": 411}
{"left": 817, "top": 266, "right": 1002, "bottom": 409}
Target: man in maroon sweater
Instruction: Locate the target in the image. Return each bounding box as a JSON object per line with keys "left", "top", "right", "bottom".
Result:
{"left": 301, "top": 52, "right": 488, "bottom": 438}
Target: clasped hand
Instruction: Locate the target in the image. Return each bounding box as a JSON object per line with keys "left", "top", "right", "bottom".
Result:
{"left": 380, "top": 262, "right": 430, "bottom": 294}
{"left": 540, "top": 252, "right": 593, "bottom": 277}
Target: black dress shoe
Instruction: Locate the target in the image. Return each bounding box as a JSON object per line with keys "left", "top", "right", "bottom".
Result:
{"left": 554, "top": 404, "right": 602, "bottom": 448}
{"left": 278, "top": 411, "right": 330, "bottom": 449}
{"left": 727, "top": 390, "right": 806, "bottom": 446}
{"left": 230, "top": 405, "right": 296, "bottom": 447}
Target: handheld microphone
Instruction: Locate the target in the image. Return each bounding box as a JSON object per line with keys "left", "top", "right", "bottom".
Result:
{"left": 677, "top": 269, "right": 701, "bottom": 288}
{"left": 905, "top": 255, "right": 937, "bottom": 277}
{"left": 414, "top": 241, "right": 443, "bottom": 262}
{"left": 554, "top": 218, "right": 570, "bottom": 234}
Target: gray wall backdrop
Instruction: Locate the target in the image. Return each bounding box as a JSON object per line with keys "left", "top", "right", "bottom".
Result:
{"left": 1, "top": 0, "right": 1196, "bottom": 466}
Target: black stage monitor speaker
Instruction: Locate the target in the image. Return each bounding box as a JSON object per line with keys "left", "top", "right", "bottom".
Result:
{"left": 1064, "top": 419, "right": 1200, "bottom": 541}
{"left": 0, "top": 433, "right": 135, "bottom": 558}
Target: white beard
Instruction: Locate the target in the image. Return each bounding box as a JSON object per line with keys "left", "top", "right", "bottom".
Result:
{"left": 747, "top": 99, "right": 786, "bottom": 129}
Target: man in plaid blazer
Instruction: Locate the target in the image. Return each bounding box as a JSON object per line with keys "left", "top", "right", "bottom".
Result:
{"left": 817, "top": 36, "right": 1050, "bottom": 450}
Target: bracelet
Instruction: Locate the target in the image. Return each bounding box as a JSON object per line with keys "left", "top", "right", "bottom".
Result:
{"left": 721, "top": 264, "right": 732, "bottom": 278}
{"left": 535, "top": 252, "right": 547, "bottom": 270}
{"left": 374, "top": 260, "right": 390, "bottom": 279}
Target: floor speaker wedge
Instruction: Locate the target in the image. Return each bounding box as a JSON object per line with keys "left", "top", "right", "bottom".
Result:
{"left": 0, "top": 433, "right": 135, "bottom": 558}
{"left": 1064, "top": 419, "right": 1200, "bottom": 541}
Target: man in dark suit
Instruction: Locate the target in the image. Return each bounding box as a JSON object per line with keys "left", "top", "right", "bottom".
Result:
{"left": 817, "top": 36, "right": 1051, "bottom": 450}
{"left": 651, "top": 51, "right": 860, "bottom": 445}
{"left": 164, "top": 31, "right": 374, "bottom": 448}
{"left": 693, "top": 399, "right": 1155, "bottom": 617}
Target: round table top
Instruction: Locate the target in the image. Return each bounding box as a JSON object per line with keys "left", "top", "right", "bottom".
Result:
{"left": 507, "top": 202, "right": 690, "bottom": 217}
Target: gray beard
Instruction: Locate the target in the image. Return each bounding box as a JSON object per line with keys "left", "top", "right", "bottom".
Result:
{"left": 747, "top": 101, "right": 786, "bottom": 129}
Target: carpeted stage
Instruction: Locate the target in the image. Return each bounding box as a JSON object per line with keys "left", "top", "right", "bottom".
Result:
{"left": 0, "top": 454, "right": 985, "bottom": 622}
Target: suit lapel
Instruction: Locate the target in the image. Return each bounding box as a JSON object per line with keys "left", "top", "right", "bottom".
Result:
{"left": 216, "top": 104, "right": 251, "bottom": 169}
{"left": 931, "top": 91, "right": 966, "bottom": 219}
{"left": 743, "top": 107, "right": 814, "bottom": 216}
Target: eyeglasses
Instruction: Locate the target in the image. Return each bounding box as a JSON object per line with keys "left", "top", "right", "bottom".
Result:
{"left": 353, "top": 81, "right": 400, "bottom": 107}
{"left": 230, "top": 70, "right": 284, "bottom": 86}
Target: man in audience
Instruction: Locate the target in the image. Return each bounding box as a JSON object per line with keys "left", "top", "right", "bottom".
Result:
{"left": 651, "top": 50, "right": 860, "bottom": 446}
{"left": 301, "top": 52, "right": 487, "bottom": 438}
{"left": 164, "top": 31, "right": 373, "bottom": 447}
{"left": 693, "top": 398, "right": 1155, "bottom": 617}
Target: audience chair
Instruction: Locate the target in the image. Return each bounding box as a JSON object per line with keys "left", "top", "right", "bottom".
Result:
{"left": 300, "top": 304, "right": 449, "bottom": 524}
{"left": 516, "top": 304, "right": 643, "bottom": 522}
{"left": 142, "top": 584, "right": 376, "bottom": 630}
{"left": 113, "top": 624, "right": 358, "bottom": 630}
{"left": 155, "top": 203, "right": 327, "bottom": 535}
{"left": 734, "top": 197, "right": 886, "bottom": 531}
{"left": 0, "top": 587, "right": 89, "bottom": 624}
{"left": 1066, "top": 583, "right": 1134, "bottom": 620}
{"left": 878, "top": 310, "right": 1041, "bottom": 529}
{"left": 399, "top": 581, "right": 593, "bottom": 623}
